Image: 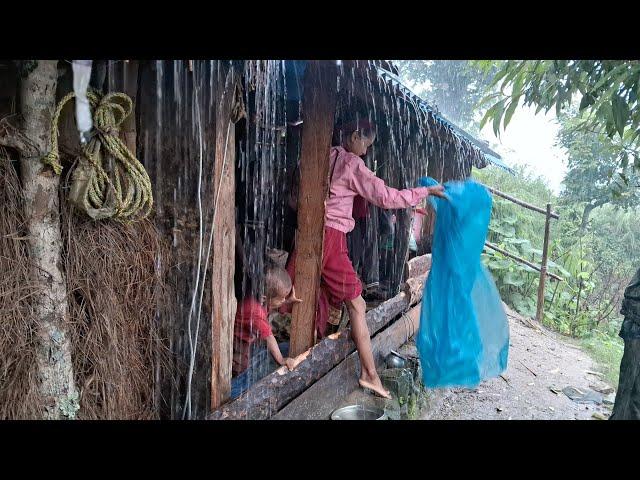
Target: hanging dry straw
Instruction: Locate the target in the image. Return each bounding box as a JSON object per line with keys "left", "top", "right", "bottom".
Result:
{"left": 60, "top": 168, "right": 173, "bottom": 419}
{"left": 0, "top": 153, "right": 41, "bottom": 419}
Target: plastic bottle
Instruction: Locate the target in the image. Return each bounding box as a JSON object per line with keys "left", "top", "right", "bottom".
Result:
{"left": 72, "top": 60, "right": 93, "bottom": 144}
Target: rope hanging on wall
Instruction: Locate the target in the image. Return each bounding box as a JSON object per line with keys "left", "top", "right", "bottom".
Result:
{"left": 43, "top": 90, "right": 153, "bottom": 222}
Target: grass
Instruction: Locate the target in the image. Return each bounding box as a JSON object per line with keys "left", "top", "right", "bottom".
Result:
{"left": 580, "top": 330, "right": 624, "bottom": 388}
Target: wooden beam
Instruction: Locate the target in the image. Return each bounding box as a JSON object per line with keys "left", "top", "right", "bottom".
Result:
{"left": 536, "top": 203, "right": 552, "bottom": 323}
{"left": 389, "top": 208, "right": 411, "bottom": 295}
{"left": 209, "top": 288, "right": 416, "bottom": 420}
{"left": 480, "top": 183, "right": 560, "bottom": 219}
{"left": 289, "top": 60, "right": 338, "bottom": 356}
{"left": 484, "top": 241, "right": 563, "bottom": 282}
{"left": 272, "top": 303, "right": 421, "bottom": 420}
{"left": 402, "top": 273, "right": 429, "bottom": 306}
{"left": 406, "top": 254, "right": 432, "bottom": 280}
{"left": 210, "top": 68, "right": 238, "bottom": 410}
{"left": 121, "top": 60, "right": 139, "bottom": 155}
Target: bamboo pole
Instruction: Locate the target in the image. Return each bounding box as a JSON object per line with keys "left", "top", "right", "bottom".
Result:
{"left": 484, "top": 241, "right": 562, "bottom": 282}
{"left": 481, "top": 183, "right": 560, "bottom": 219}
{"left": 535, "top": 203, "right": 553, "bottom": 322}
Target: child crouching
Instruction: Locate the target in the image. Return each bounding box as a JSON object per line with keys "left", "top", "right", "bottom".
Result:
{"left": 231, "top": 265, "right": 301, "bottom": 399}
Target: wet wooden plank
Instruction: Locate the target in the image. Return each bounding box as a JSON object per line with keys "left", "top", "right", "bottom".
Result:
{"left": 272, "top": 304, "right": 421, "bottom": 420}
{"left": 406, "top": 254, "right": 432, "bottom": 280}
{"left": 209, "top": 290, "right": 410, "bottom": 420}
{"left": 210, "top": 68, "right": 238, "bottom": 410}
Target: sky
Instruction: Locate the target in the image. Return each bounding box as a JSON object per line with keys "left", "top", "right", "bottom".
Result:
{"left": 401, "top": 70, "right": 570, "bottom": 195}
{"left": 478, "top": 105, "right": 568, "bottom": 195}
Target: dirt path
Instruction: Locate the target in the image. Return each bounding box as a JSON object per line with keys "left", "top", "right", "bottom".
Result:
{"left": 421, "top": 306, "right": 615, "bottom": 420}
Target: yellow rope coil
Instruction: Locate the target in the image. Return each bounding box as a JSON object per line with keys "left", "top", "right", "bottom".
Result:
{"left": 43, "top": 90, "right": 153, "bottom": 222}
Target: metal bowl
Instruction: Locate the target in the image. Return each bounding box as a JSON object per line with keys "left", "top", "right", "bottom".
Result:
{"left": 330, "top": 405, "right": 387, "bottom": 420}
{"left": 385, "top": 350, "right": 407, "bottom": 369}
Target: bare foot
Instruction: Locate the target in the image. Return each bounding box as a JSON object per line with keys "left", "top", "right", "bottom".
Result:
{"left": 359, "top": 378, "right": 392, "bottom": 399}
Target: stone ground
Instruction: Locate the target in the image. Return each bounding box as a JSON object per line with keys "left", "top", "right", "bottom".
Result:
{"left": 420, "top": 306, "right": 615, "bottom": 420}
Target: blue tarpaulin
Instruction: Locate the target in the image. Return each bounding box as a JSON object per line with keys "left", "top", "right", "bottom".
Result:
{"left": 416, "top": 177, "right": 509, "bottom": 388}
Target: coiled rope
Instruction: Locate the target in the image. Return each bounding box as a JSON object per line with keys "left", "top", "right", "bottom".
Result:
{"left": 43, "top": 90, "right": 153, "bottom": 222}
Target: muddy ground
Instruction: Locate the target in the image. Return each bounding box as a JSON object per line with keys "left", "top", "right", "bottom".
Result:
{"left": 421, "top": 306, "right": 616, "bottom": 420}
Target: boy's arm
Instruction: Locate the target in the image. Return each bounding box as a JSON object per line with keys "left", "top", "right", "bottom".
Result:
{"left": 285, "top": 285, "right": 303, "bottom": 304}
{"left": 265, "top": 335, "right": 285, "bottom": 366}
{"left": 265, "top": 335, "right": 297, "bottom": 371}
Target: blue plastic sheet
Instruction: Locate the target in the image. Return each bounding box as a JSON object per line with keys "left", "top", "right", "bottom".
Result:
{"left": 417, "top": 177, "right": 509, "bottom": 388}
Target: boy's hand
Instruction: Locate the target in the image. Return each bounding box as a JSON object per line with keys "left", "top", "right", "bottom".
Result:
{"left": 426, "top": 184, "right": 447, "bottom": 199}
{"left": 283, "top": 357, "right": 297, "bottom": 371}
{"left": 286, "top": 285, "right": 303, "bottom": 304}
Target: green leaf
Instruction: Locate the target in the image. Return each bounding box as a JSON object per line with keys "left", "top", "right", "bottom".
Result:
{"left": 489, "top": 224, "right": 516, "bottom": 237}
{"left": 520, "top": 264, "right": 539, "bottom": 274}
{"left": 489, "top": 67, "right": 509, "bottom": 88}
{"left": 503, "top": 271, "right": 525, "bottom": 287}
{"left": 503, "top": 97, "right": 519, "bottom": 130}
{"left": 492, "top": 100, "right": 506, "bottom": 137}
{"left": 579, "top": 92, "right": 596, "bottom": 111}
{"left": 529, "top": 248, "right": 544, "bottom": 258}
{"left": 503, "top": 237, "right": 529, "bottom": 245}
{"left": 612, "top": 95, "right": 629, "bottom": 137}
{"left": 499, "top": 214, "right": 519, "bottom": 225}
{"left": 620, "top": 173, "right": 629, "bottom": 185}
{"left": 480, "top": 99, "right": 503, "bottom": 129}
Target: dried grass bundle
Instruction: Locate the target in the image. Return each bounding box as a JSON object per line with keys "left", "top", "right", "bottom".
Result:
{"left": 61, "top": 196, "right": 172, "bottom": 419}
{"left": 0, "top": 153, "right": 41, "bottom": 419}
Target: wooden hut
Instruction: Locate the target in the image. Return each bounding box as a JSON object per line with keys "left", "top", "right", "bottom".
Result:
{"left": 0, "top": 59, "right": 507, "bottom": 420}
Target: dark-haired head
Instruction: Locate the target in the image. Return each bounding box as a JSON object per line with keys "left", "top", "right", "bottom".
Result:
{"left": 333, "top": 114, "right": 377, "bottom": 157}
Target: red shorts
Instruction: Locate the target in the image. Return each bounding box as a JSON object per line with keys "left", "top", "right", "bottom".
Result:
{"left": 284, "top": 226, "right": 362, "bottom": 338}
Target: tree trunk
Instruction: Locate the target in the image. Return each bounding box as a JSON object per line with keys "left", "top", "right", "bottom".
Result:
{"left": 580, "top": 203, "right": 594, "bottom": 231}
{"left": 19, "top": 60, "right": 78, "bottom": 419}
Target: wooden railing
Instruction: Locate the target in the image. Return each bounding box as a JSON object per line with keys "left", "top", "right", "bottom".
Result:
{"left": 479, "top": 183, "right": 562, "bottom": 323}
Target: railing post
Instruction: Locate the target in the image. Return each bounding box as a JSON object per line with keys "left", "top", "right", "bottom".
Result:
{"left": 536, "top": 203, "right": 552, "bottom": 323}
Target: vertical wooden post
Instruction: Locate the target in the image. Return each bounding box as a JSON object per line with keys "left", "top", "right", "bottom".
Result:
{"left": 289, "top": 61, "right": 338, "bottom": 357}
{"left": 211, "top": 67, "right": 237, "bottom": 410}
{"left": 121, "top": 60, "right": 139, "bottom": 155}
{"left": 536, "top": 203, "right": 552, "bottom": 323}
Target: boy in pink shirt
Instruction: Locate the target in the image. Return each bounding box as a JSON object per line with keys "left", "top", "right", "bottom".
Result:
{"left": 286, "top": 115, "right": 445, "bottom": 399}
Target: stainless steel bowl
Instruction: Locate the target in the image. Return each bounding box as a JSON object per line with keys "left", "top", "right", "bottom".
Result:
{"left": 385, "top": 350, "right": 407, "bottom": 369}
{"left": 330, "top": 405, "right": 387, "bottom": 420}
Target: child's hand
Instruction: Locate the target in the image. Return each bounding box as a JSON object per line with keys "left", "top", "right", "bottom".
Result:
{"left": 283, "top": 357, "right": 297, "bottom": 371}
{"left": 426, "top": 184, "right": 447, "bottom": 199}
{"left": 286, "top": 285, "right": 303, "bottom": 304}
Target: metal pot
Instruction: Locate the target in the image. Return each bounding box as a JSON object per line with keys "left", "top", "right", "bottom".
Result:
{"left": 385, "top": 350, "right": 407, "bottom": 369}
{"left": 330, "top": 404, "right": 387, "bottom": 420}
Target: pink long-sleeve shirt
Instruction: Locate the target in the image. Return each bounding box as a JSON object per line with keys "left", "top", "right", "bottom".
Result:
{"left": 324, "top": 146, "right": 431, "bottom": 233}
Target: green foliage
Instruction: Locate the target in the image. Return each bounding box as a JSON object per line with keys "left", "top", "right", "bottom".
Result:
{"left": 395, "top": 60, "right": 497, "bottom": 136}
{"left": 557, "top": 114, "right": 640, "bottom": 228}
{"left": 475, "top": 60, "right": 640, "bottom": 170}
{"left": 474, "top": 166, "right": 640, "bottom": 344}
{"left": 398, "top": 60, "right": 638, "bottom": 384}
{"left": 581, "top": 330, "right": 624, "bottom": 387}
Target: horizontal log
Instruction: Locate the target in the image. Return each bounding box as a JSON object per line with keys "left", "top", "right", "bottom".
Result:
{"left": 402, "top": 272, "right": 428, "bottom": 306}
{"left": 209, "top": 290, "right": 411, "bottom": 420}
{"left": 272, "top": 304, "right": 421, "bottom": 420}
{"left": 480, "top": 183, "right": 559, "bottom": 219}
{"left": 406, "top": 254, "right": 432, "bottom": 280}
{"left": 484, "top": 242, "right": 563, "bottom": 282}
